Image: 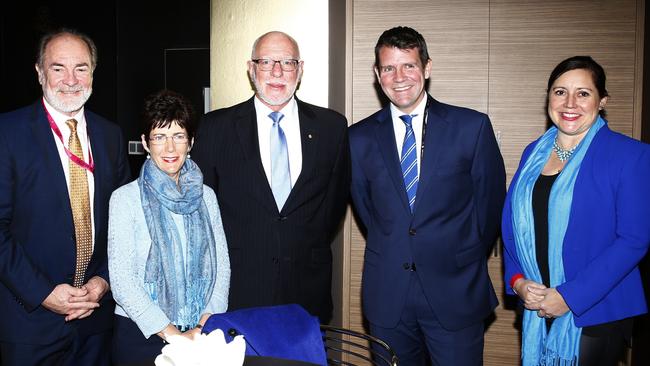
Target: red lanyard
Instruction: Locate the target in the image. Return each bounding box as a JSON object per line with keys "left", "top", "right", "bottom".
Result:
{"left": 43, "top": 100, "right": 94, "bottom": 173}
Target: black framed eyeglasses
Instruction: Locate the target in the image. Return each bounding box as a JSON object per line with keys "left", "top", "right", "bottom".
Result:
{"left": 251, "top": 58, "right": 300, "bottom": 72}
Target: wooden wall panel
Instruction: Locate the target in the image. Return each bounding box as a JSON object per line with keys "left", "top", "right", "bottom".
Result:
{"left": 345, "top": 0, "right": 642, "bottom": 365}
{"left": 489, "top": 0, "right": 639, "bottom": 183}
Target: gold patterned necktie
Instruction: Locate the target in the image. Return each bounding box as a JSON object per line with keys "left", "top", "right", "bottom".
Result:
{"left": 66, "top": 119, "right": 93, "bottom": 288}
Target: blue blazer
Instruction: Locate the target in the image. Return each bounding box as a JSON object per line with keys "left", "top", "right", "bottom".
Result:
{"left": 502, "top": 124, "right": 650, "bottom": 327}
{"left": 0, "top": 101, "right": 130, "bottom": 344}
{"left": 349, "top": 96, "right": 506, "bottom": 330}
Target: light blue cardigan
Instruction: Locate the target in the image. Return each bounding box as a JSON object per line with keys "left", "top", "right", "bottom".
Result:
{"left": 503, "top": 124, "right": 650, "bottom": 327}
{"left": 108, "top": 180, "right": 230, "bottom": 338}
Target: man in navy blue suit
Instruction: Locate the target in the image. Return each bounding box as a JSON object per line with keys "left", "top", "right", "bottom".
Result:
{"left": 349, "top": 26, "right": 505, "bottom": 365}
{"left": 0, "top": 29, "right": 130, "bottom": 365}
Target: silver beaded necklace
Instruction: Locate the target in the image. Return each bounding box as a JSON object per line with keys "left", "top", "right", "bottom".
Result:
{"left": 553, "top": 138, "right": 577, "bottom": 162}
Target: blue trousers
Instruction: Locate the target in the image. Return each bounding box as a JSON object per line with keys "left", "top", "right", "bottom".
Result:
{"left": 369, "top": 274, "right": 485, "bottom": 366}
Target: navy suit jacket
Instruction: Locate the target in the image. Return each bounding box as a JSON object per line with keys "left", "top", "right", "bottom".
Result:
{"left": 192, "top": 97, "right": 350, "bottom": 323}
{"left": 0, "top": 101, "right": 130, "bottom": 344}
{"left": 349, "top": 96, "right": 505, "bottom": 330}
{"left": 503, "top": 124, "right": 650, "bottom": 327}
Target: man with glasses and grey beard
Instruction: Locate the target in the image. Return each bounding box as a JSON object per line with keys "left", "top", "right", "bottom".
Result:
{"left": 0, "top": 29, "right": 130, "bottom": 365}
{"left": 192, "top": 31, "right": 350, "bottom": 324}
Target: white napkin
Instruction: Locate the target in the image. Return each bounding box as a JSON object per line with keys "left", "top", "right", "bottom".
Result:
{"left": 154, "top": 329, "right": 246, "bottom": 366}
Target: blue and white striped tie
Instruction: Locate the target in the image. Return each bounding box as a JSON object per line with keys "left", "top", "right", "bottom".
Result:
{"left": 400, "top": 114, "right": 418, "bottom": 212}
{"left": 269, "top": 111, "right": 291, "bottom": 210}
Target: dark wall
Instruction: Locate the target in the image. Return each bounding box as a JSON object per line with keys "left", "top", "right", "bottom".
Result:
{"left": 0, "top": 0, "right": 210, "bottom": 177}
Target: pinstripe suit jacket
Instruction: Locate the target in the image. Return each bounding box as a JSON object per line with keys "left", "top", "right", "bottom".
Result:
{"left": 192, "top": 97, "right": 350, "bottom": 323}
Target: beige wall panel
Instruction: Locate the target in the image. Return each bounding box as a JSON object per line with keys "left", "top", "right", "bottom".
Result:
{"left": 489, "top": 0, "right": 638, "bottom": 183}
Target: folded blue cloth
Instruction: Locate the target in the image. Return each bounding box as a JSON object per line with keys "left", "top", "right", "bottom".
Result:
{"left": 203, "top": 304, "right": 327, "bottom": 365}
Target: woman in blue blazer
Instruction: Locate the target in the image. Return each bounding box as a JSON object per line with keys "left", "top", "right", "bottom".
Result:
{"left": 503, "top": 56, "right": 650, "bottom": 366}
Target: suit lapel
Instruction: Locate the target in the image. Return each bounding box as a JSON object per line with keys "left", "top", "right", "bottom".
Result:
{"left": 234, "top": 98, "right": 279, "bottom": 214}
{"left": 29, "top": 103, "right": 74, "bottom": 225}
{"left": 412, "top": 97, "right": 448, "bottom": 213}
{"left": 374, "top": 106, "right": 411, "bottom": 212}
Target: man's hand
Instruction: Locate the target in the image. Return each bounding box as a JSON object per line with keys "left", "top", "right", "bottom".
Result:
{"left": 79, "top": 276, "right": 110, "bottom": 303}
{"left": 65, "top": 276, "right": 110, "bottom": 321}
{"left": 41, "top": 284, "right": 98, "bottom": 316}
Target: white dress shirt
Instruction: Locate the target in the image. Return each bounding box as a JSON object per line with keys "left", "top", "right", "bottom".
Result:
{"left": 43, "top": 97, "right": 96, "bottom": 249}
{"left": 254, "top": 96, "right": 303, "bottom": 188}
{"left": 391, "top": 95, "right": 428, "bottom": 172}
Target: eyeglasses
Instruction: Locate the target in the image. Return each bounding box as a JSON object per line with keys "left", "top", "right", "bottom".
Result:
{"left": 149, "top": 133, "right": 188, "bottom": 145}
{"left": 251, "top": 58, "right": 300, "bottom": 72}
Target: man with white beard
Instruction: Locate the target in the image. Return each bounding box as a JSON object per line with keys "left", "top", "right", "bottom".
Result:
{"left": 0, "top": 29, "right": 130, "bottom": 366}
{"left": 192, "top": 31, "right": 350, "bottom": 324}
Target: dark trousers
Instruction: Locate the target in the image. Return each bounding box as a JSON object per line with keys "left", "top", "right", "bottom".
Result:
{"left": 369, "top": 274, "right": 484, "bottom": 366}
{"left": 0, "top": 328, "right": 111, "bottom": 366}
{"left": 579, "top": 332, "right": 628, "bottom": 366}
{"left": 112, "top": 315, "right": 165, "bottom": 366}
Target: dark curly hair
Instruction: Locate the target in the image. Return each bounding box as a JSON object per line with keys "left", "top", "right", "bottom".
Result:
{"left": 142, "top": 89, "right": 196, "bottom": 141}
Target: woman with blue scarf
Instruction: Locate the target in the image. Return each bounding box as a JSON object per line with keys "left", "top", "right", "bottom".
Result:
{"left": 502, "top": 56, "right": 650, "bottom": 366}
{"left": 108, "top": 90, "right": 230, "bottom": 365}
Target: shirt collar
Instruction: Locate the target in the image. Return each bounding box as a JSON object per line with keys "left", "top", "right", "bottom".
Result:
{"left": 390, "top": 94, "right": 428, "bottom": 120}
{"left": 254, "top": 96, "right": 297, "bottom": 121}
{"left": 42, "top": 97, "right": 86, "bottom": 127}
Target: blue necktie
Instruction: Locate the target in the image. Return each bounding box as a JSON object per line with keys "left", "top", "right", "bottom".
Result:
{"left": 400, "top": 114, "right": 418, "bottom": 212}
{"left": 269, "top": 111, "right": 291, "bottom": 210}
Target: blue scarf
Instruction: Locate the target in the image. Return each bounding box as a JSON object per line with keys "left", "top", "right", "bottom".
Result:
{"left": 139, "top": 158, "right": 217, "bottom": 327}
{"left": 511, "top": 116, "right": 605, "bottom": 365}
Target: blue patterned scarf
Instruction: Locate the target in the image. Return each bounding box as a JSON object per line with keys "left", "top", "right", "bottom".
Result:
{"left": 511, "top": 116, "right": 605, "bottom": 365}
{"left": 139, "top": 158, "right": 217, "bottom": 327}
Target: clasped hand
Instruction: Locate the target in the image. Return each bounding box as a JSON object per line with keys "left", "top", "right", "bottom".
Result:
{"left": 41, "top": 276, "right": 109, "bottom": 321}
{"left": 512, "top": 278, "right": 570, "bottom": 319}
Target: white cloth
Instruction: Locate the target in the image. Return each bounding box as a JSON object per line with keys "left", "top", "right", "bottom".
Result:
{"left": 255, "top": 97, "right": 302, "bottom": 187}
{"left": 154, "top": 329, "right": 245, "bottom": 366}
{"left": 43, "top": 97, "right": 96, "bottom": 250}
{"left": 390, "top": 95, "right": 427, "bottom": 172}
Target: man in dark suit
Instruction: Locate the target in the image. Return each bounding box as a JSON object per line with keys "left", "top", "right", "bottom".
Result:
{"left": 349, "top": 26, "right": 505, "bottom": 365}
{"left": 0, "top": 29, "right": 130, "bottom": 365}
{"left": 192, "top": 31, "right": 350, "bottom": 323}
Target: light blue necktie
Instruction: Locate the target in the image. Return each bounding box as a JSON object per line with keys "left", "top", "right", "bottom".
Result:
{"left": 400, "top": 114, "right": 418, "bottom": 212}
{"left": 269, "top": 111, "right": 291, "bottom": 210}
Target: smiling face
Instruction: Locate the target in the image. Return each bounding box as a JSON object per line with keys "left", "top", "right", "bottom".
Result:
{"left": 247, "top": 32, "right": 303, "bottom": 111}
{"left": 548, "top": 68, "right": 608, "bottom": 142}
{"left": 36, "top": 34, "right": 93, "bottom": 116}
{"left": 375, "top": 46, "right": 432, "bottom": 114}
{"left": 142, "top": 121, "right": 191, "bottom": 183}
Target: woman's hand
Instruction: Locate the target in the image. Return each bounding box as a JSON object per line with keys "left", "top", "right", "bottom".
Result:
{"left": 179, "top": 313, "right": 211, "bottom": 340}
{"left": 513, "top": 278, "right": 547, "bottom": 310}
{"left": 532, "top": 287, "right": 570, "bottom": 319}
{"left": 157, "top": 323, "right": 182, "bottom": 342}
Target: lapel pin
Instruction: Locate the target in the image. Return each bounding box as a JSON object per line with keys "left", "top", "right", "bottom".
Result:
{"left": 308, "top": 134, "right": 313, "bottom": 139}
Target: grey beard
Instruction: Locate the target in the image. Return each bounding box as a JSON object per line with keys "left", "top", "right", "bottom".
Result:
{"left": 44, "top": 88, "right": 93, "bottom": 114}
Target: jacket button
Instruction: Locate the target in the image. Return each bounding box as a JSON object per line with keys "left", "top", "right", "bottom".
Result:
{"left": 272, "top": 257, "right": 279, "bottom": 264}
{"left": 277, "top": 216, "right": 287, "bottom": 221}
{"left": 402, "top": 262, "right": 411, "bottom": 270}
{"left": 409, "top": 228, "right": 416, "bottom": 236}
